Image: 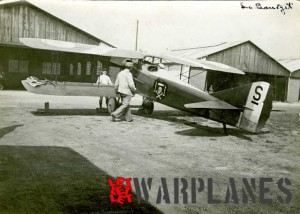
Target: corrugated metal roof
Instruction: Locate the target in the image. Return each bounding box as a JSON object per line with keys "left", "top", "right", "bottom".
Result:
{"left": 0, "top": 0, "right": 115, "bottom": 47}
{"left": 278, "top": 59, "right": 300, "bottom": 73}
{"left": 171, "top": 41, "right": 248, "bottom": 59}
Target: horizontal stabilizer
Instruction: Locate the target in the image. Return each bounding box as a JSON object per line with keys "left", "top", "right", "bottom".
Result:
{"left": 184, "top": 100, "right": 239, "bottom": 110}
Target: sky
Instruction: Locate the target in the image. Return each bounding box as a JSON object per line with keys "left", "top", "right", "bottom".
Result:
{"left": 30, "top": 0, "right": 300, "bottom": 59}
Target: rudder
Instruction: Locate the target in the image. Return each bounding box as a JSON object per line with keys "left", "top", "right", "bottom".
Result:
{"left": 238, "top": 82, "right": 273, "bottom": 133}
{"left": 211, "top": 81, "right": 273, "bottom": 133}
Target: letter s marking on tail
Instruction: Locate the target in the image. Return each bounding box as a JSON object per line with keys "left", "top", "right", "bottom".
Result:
{"left": 251, "top": 85, "right": 263, "bottom": 105}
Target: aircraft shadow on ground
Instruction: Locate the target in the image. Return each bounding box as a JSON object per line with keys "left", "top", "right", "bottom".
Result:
{"left": 30, "top": 105, "right": 141, "bottom": 116}
{"left": 0, "top": 145, "right": 161, "bottom": 213}
{"left": 0, "top": 125, "right": 23, "bottom": 139}
{"left": 31, "top": 108, "right": 110, "bottom": 116}
{"left": 132, "top": 109, "right": 255, "bottom": 141}
{"left": 30, "top": 107, "right": 255, "bottom": 141}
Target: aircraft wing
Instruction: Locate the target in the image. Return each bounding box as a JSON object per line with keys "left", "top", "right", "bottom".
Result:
{"left": 146, "top": 53, "right": 244, "bottom": 75}
{"left": 184, "top": 100, "right": 240, "bottom": 110}
{"left": 20, "top": 38, "right": 243, "bottom": 74}
{"left": 196, "top": 60, "right": 245, "bottom": 75}
{"left": 21, "top": 77, "right": 117, "bottom": 97}
{"left": 19, "top": 38, "right": 144, "bottom": 59}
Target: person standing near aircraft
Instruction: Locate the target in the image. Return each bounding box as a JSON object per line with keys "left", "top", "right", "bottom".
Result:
{"left": 111, "top": 59, "right": 136, "bottom": 122}
{"left": 95, "top": 70, "right": 112, "bottom": 108}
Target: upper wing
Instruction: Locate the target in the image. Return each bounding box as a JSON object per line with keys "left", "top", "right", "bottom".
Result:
{"left": 146, "top": 53, "right": 245, "bottom": 75}
{"left": 19, "top": 38, "right": 144, "bottom": 59}
{"left": 20, "top": 38, "right": 244, "bottom": 74}
{"left": 196, "top": 60, "right": 245, "bottom": 75}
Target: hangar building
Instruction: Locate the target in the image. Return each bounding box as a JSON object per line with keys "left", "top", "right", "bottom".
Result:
{"left": 0, "top": 0, "right": 114, "bottom": 89}
{"left": 279, "top": 58, "right": 300, "bottom": 103}
{"left": 168, "top": 41, "right": 290, "bottom": 101}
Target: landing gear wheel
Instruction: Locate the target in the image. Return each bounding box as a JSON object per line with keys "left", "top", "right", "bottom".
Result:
{"left": 142, "top": 99, "right": 154, "bottom": 115}
{"left": 107, "top": 97, "right": 117, "bottom": 114}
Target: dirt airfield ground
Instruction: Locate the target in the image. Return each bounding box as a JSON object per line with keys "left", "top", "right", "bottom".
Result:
{"left": 0, "top": 90, "right": 300, "bottom": 213}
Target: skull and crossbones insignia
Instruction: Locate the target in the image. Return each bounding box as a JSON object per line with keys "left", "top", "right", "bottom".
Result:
{"left": 153, "top": 80, "right": 168, "bottom": 100}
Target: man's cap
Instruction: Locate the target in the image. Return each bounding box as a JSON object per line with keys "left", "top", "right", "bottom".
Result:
{"left": 122, "top": 59, "right": 134, "bottom": 68}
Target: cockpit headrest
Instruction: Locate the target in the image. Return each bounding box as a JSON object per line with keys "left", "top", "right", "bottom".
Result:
{"left": 122, "top": 59, "right": 134, "bottom": 68}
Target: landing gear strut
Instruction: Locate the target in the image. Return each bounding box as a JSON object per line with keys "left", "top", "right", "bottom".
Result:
{"left": 222, "top": 123, "right": 228, "bottom": 135}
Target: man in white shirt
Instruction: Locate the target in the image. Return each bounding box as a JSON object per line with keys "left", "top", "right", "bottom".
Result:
{"left": 95, "top": 70, "right": 112, "bottom": 108}
{"left": 111, "top": 59, "right": 136, "bottom": 122}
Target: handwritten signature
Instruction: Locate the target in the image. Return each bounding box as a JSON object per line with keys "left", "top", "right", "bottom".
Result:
{"left": 240, "top": 2, "right": 293, "bottom": 15}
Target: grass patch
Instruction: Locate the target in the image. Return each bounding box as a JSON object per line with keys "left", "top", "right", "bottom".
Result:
{"left": 0, "top": 146, "right": 161, "bottom": 213}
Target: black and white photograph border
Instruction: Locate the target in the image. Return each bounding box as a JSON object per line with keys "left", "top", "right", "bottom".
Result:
{"left": 0, "top": 0, "right": 299, "bottom": 213}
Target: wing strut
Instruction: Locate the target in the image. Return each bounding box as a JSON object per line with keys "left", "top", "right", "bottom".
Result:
{"left": 223, "top": 123, "right": 228, "bottom": 135}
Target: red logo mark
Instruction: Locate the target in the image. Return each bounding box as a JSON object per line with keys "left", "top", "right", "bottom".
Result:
{"left": 108, "top": 177, "right": 132, "bottom": 204}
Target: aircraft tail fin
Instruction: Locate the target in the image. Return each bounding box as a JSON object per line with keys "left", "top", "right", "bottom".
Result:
{"left": 212, "top": 82, "right": 273, "bottom": 133}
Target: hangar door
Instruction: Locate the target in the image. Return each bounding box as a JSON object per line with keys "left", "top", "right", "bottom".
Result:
{"left": 287, "top": 78, "right": 300, "bottom": 103}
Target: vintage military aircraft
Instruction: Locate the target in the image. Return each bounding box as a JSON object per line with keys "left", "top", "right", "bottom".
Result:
{"left": 20, "top": 38, "right": 272, "bottom": 134}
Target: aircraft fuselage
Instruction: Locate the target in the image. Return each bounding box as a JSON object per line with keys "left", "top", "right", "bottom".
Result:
{"left": 132, "top": 64, "right": 239, "bottom": 125}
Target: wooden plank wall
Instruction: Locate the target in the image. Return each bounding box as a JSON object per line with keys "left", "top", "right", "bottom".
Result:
{"left": 207, "top": 42, "right": 289, "bottom": 77}
{"left": 0, "top": 4, "right": 100, "bottom": 45}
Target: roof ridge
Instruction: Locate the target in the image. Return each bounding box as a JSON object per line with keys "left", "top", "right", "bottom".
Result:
{"left": 171, "top": 40, "right": 249, "bottom": 52}
{"left": 172, "top": 42, "right": 227, "bottom": 51}
{"left": 278, "top": 58, "right": 300, "bottom": 61}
